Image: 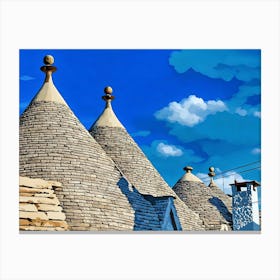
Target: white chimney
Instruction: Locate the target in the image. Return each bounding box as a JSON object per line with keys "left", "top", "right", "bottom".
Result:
{"left": 230, "top": 180, "right": 261, "bottom": 231}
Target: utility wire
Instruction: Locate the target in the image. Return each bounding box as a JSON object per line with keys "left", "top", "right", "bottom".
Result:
{"left": 198, "top": 160, "right": 261, "bottom": 181}
{"left": 201, "top": 166, "right": 261, "bottom": 182}
{"left": 217, "top": 160, "right": 260, "bottom": 175}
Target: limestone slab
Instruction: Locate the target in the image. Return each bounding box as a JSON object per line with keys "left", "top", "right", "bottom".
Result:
{"left": 47, "top": 212, "right": 66, "bottom": 220}
{"left": 19, "top": 203, "right": 38, "bottom": 212}
{"left": 19, "top": 211, "right": 48, "bottom": 220}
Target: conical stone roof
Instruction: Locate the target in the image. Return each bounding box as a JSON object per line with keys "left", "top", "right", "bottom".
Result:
{"left": 173, "top": 166, "right": 232, "bottom": 230}
{"left": 19, "top": 56, "right": 135, "bottom": 231}
{"left": 207, "top": 167, "right": 233, "bottom": 216}
{"left": 89, "top": 87, "right": 205, "bottom": 231}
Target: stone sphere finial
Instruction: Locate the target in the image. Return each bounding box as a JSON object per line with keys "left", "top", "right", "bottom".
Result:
{"left": 102, "top": 86, "right": 115, "bottom": 102}
{"left": 104, "top": 86, "right": 113, "bottom": 95}
{"left": 43, "top": 55, "right": 54, "bottom": 65}
{"left": 209, "top": 166, "right": 215, "bottom": 172}
{"left": 208, "top": 166, "right": 216, "bottom": 178}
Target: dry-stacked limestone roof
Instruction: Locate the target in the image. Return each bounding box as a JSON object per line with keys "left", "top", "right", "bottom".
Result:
{"left": 207, "top": 167, "right": 233, "bottom": 218}
{"left": 173, "top": 167, "right": 232, "bottom": 230}
{"left": 208, "top": 181, "right": 233, "bottom": 219}
{"left": 89, "top": 88, "right": 205, "bottom": 231}
{"left": 20, "top": 56, "right": 135, "bottom": 231}
{"left": 19, "top": 176, "right": 68, "bottom": 231}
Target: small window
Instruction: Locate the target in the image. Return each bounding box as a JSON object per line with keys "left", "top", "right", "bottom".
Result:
{"left": 237, "top": 185, "right": 247, "bottom": 192}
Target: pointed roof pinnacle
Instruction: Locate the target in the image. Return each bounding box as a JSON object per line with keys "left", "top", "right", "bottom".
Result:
{"left": 91, "top": 86, "right": 124, "bottom": 128}
{"left": 31, "top": 55, "right": 67, "bottom": 105}
{"left": 180, "top": 166, "right": 202, "bottom": 183}
{"left": 208, "top": 166, "right": 218, "bottom": 187}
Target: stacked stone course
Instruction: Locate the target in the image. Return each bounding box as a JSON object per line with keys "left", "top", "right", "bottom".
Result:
{"left": 90, "top": 126, "right": 205, "bottom": 231}
{"left": 19, "top": 55, "right": 236, "bottom": 231}
{"left": 173, "top": 180, "right": 232, "bottom": 230}
{"left": 20, "top": 101, "right": 135, "bottom": 231}
{"left": 19, "top": 176, "right": 68, "bottom": 231}
{"left": 209, "top": 184, "right": 233, "bottom": 215}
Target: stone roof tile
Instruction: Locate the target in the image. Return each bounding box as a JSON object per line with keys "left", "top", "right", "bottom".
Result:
{"left": 173, "top": 168, "right": 232, "bottom": 230}
{"left": 89, "top": 91, "right": 205, "bottom": 231}
{"left": 20, "top": 57, "right": 135, "bottom": 231}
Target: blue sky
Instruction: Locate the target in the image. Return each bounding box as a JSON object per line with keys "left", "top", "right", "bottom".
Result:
{"left": 20, "top": 49, "right": 261, "bottom": 195}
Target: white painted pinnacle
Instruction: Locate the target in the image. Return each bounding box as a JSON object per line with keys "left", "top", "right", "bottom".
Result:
{"left": 32, "top": 75, "right": 68, "bottom": 105}
{"left": 180, "top": 166, "right": 202, "bottom": 182}
{"left": 32, "top": 55, "right": 68, "bottom": 105}
{"left": 93, "top": 101, "right": 125, "bottom": 128}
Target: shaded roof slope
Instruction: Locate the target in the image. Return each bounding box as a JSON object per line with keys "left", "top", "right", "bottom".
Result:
{"left": 20, "top": 56, "right": 134, "bottom": 231}
{"left": 89, "top": 88, "right": 205, "bottom": 231}
{"left": 173, "top": 167, "right": 232, "bottom": 230}
{"left": 208, "top": 168, "right": 233, "bottom": 217}
{"left": 19, "top": 176, "right": 69, "bottom": 231}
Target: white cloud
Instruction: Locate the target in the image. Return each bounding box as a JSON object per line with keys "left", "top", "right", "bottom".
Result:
{"left": 226, "top": 85, "right": 260, "bottom": 118}
{"left": 169, "top": 50, "right": 260, "bottom": 82}
{"left": 235, "top": 107, "right": 247, "bottom": 116}
{"left": 251, "top": 148, "right": 261, "bottom": 154}
{"left": 154, "top": 95, "right": 227, "bottom": 127}
{"left": 196, "top": 171, "right": 247, "bottom": 195}
{"left": 20, "top": 75, "right": 35, "bottom": 81}
{"left": 254, "top": 111, "right": 261, "bottom": 118}
{"left": 156, "top": 142, "right": 183, "bottom": 157}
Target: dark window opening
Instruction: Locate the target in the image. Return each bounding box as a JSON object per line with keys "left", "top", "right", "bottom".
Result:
{"left": 170, "top": 210, "right": 178, "bottom": 230}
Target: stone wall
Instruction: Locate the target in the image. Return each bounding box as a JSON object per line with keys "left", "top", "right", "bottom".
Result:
{"left": 19, "top": 176, "right": 68, "bottom": 231}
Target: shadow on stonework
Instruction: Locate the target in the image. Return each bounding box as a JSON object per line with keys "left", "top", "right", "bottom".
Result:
{"left": 209, "top": 196, "right": 232, "bottom": 223}
{"left": 117, "top": 177, "right": 162, "bottom": 230}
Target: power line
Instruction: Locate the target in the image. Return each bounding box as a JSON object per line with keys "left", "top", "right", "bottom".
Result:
{"left": 239, "top": 166, "right": 261, "bottom": 175}
{"left": 198, "top": 160, "right": 261, "bottom": 181}
{"left": 201, "top": 166, "right": 261, "bottom": 182}
{"left": 217, "top": 160, "right": 260, "bottom": 175}
{"left": 214, "top": 166, "right": 261, "bottom": 180}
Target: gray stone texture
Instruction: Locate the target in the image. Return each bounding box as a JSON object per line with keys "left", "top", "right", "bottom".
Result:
{"left": 209, "top": 183, "right": 233, "bottom": 214}
{"left": 117, "top": 177, "right": 162, "bottom": 230}
{"left": 20, "top": 101, "right": 135, "bottom": 231}
{"left": 173, "top": 180, "right": 232, "bottom": 230}
{"left": 90, "top": 126, "right": 205, "bottom": 231}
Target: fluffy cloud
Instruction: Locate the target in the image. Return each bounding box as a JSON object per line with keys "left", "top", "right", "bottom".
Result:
{"left": 169, "top": 50, "right": 260, "bottom": 82}
{"left": 227, "top": 85, "right": 260, "bottom": 116}
{"left": 235, "top": 107, "right": 247, "bottom": 116}
{"left": 169, "top": 111, "right": 260, "bottom": 146}
{"left": 156, "top": 142, "right": 183, "bottom": 157}
{"left": 154, "top": 95, "right": 227, "bottom": 127}
{"left": 141, "top": 140, "right": 204, "bottom": 185}
{"left": 169, "top": 50, "right": 261, "bottom": 119}
{"left": 196, "top": 171, "right": 247, "bottom": 195}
